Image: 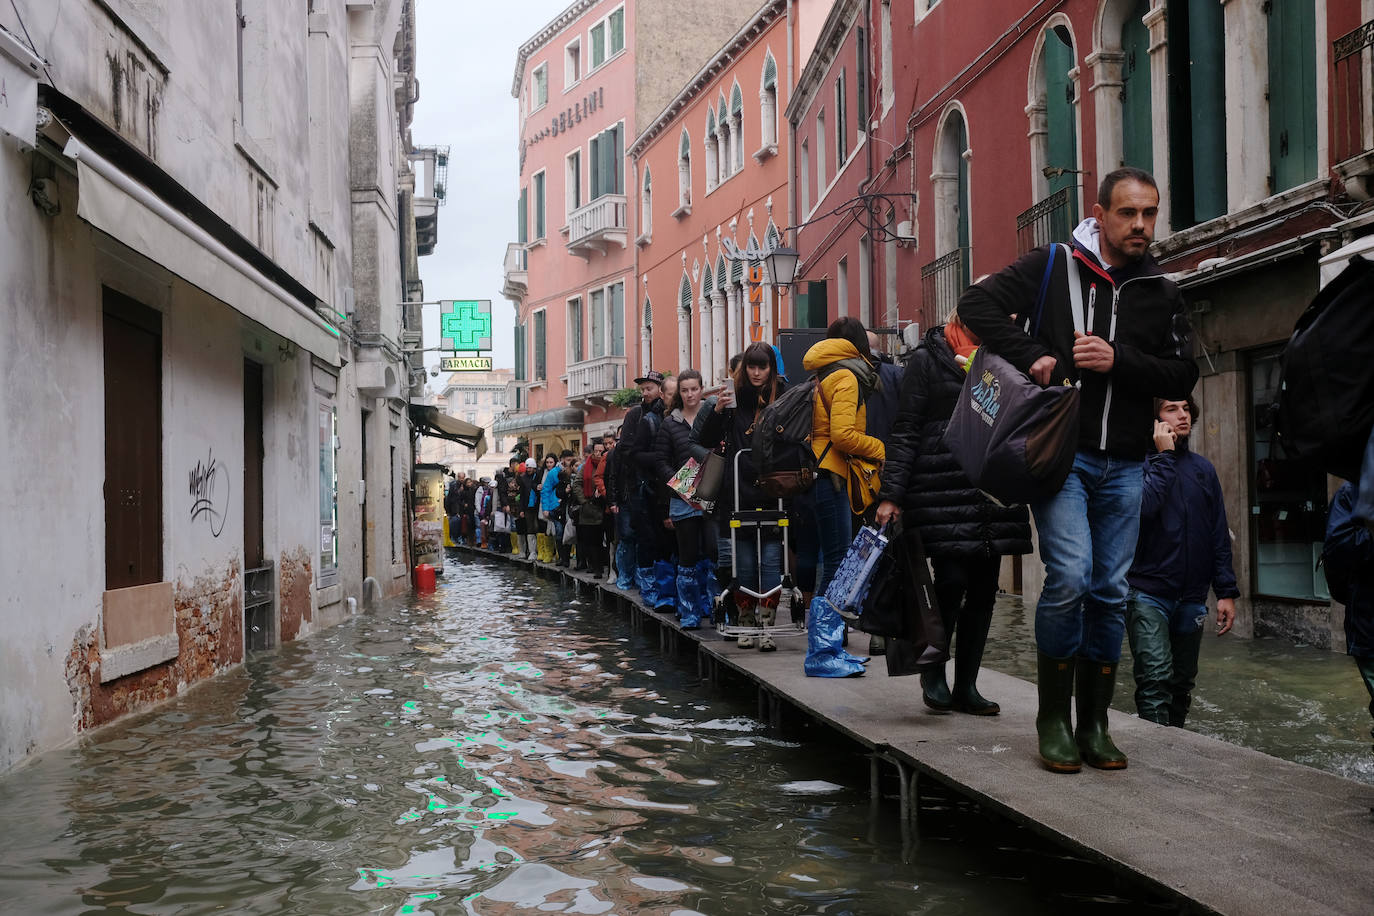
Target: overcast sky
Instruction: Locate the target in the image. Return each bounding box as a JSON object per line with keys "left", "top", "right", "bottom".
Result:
{"left": 412, "top": 0, "right": 570, "bottom": 391}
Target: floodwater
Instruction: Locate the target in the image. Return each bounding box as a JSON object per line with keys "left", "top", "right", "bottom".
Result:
{"left": 0, "top": 559, "right": 1182, "bottom": 915}
{"left": 980, "top": 595, "right": 1374, "bottom": 786}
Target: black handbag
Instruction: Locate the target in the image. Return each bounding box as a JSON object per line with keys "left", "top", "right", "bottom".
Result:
{"left": 856, "top": 522, "right": 949, "bottom": 676}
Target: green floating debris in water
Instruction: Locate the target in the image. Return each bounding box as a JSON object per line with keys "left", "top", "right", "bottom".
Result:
{"left": 403, "top": 701, "right": 419, "bottom": 712}
{"left": 412, "top": 893, "right": 440, "bottom": 901}
{"left": 399, "top": 811, "right": 421, "bottom": 822}
{"left": 462, "top": 893, "right": 481, "bottom": 903}
{"left": 485, "top": 811, "right": 515, "bottom": 820}
{"left": 427, "top": 796, "right": 450, "bottom": 811}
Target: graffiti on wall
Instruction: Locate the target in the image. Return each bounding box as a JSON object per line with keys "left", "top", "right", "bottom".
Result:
{"left": 189, "top": 449, "right": 230, "bottom": 537}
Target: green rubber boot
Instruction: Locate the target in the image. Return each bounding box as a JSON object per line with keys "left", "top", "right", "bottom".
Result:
{"left": 1074, "top": 658, "right": 1128, "bottom": 770}
{"left": 920, "top": 666, "right": 953, "bottom": 712}
{"left": 1036, "top": 652, "right": 1081, "bottom": 773}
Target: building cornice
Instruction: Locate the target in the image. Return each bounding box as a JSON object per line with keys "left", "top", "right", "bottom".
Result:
{"left": 627, "top": 0, "right": 785, "bottom": 158}
{"left": 511, "top": 0, "right": 602, "bottom": 98}
{"left": 784, "top": 0, "right": 862, "bottom": 125}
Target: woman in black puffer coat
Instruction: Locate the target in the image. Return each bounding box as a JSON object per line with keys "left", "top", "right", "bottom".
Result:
{"left": 875, "top": 317, "right": 1032, "bottom": 715}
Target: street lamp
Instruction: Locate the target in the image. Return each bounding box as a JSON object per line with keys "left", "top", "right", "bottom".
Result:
{"left": 764, "top": 245, "right": 800, "bottom": 290}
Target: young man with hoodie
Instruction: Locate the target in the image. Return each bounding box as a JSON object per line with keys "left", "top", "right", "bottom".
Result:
{"left": 1126, "top": 397, "right": 1237, "bottom": 726}
{"left": 957, "top": 167, "right": 1198, "bottom": 773}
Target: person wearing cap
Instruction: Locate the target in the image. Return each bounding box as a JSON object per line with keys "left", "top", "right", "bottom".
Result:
{"left": 621, "top": 371, "right": 677, "bottom": 609}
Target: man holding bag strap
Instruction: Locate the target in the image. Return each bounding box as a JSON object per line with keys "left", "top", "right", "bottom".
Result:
{"left": 957, "top": 168, "right": 1198, "bottom": 773}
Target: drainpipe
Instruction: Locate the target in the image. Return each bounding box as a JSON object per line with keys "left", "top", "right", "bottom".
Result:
{"left": 785, "top": 0, "right": 796, "bottom": 327}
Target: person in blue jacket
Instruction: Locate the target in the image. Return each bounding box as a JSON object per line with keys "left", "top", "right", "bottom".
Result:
{"left": 1323, "top": 482, "right": 1374, "bottom": 750}
{"left": 1125, "top": 396, "right": 1238, "bottom": 726}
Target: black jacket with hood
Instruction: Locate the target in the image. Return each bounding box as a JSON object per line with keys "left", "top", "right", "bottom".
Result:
{"left": 956, "top": 220, "right": 1198, "bottom": 460}
{"left": 878, "top": 326, "right": 1032, "bottom": 557}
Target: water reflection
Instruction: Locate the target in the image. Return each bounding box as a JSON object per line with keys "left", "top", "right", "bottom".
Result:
{"left": 0, "top": 559, "right": 1183, "bottom": 914}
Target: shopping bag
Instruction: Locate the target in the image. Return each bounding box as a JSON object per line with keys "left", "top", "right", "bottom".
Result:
{"left": 693, "top": 450, "right": 726, "bottom": 504}
{"left": 823, "top": 525, "right": 890, "bottom": 619}
{"left": 562, "top": 516, "right": 577, "bottom": 545}
{"left": 855, "top": 524, "right": 949, "bottom": 675}
{"left": 492, "top": 510, "right": 510, "bottom": 534}
{"left": 667, "top": 457, "right": 702, "bottom": 501}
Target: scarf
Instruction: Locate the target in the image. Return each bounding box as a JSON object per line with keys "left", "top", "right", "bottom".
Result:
{"left": 944, "top": 321, "right": 980, "bottom": 361}
{"left": 582, "top": 456, "right": 601, "bottom": 499}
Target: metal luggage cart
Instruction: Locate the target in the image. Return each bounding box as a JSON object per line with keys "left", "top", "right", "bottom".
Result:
{"left": 713, "top": 448, "right": 806, "bottom": 640}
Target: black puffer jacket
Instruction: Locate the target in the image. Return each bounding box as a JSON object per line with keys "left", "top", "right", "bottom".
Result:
{"left": 719, "top": 378, "right": 788, "bottom": 512}
{"left": 652, "top": 398, "right": 724, "bottom": 499}
{"left": 877, "top": 326, "right": 1032, "bottom": 558}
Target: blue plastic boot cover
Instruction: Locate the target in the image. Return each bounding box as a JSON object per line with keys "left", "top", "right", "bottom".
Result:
{"left": 636, "top": 566, "right": 659, "bottom": 607}
{"left": 615, "top": 542, "right": 637, "bottom": 589}
{"left": 653, "top": 560, "right": 678, "bottom": 611}
{"left": 804, "top": 596, "right": 867, "bottom": 678}
{"left": 675, "top": 565, "right": 702, "bottom": 629}
{"left": 692, "top": 559, "right": 716, "bottom": 627}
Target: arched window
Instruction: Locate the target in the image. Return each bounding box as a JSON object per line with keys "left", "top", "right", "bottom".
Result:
{"left": 717, "top": 92, "right": 732, "bottom": 178}
{"left": 641, "top": 297, "right": 653, "bottom": 376}
{"left": 1027, "top": 19, "right": 1080, "bottom": 218}
{"left": 640, "top": 167, "right": 652, "bottom": 240}
{"left": 730, "top": 82, "right": 745, "bottom": 173}
{"left": 678, "top": 128, "right": 692, "bottom": 209}
{"left": 679, "top": 273, "right": 694, "bottom": 315}
{"left": 760, "top": 52, "right": 779, "bottom": 149}
{"left": 928, "top": 105, "right": 971, "bottom": 326}
{"left": 765, "top": 221, "right": 781, "bottom": 249}
{"left": 678, "top": 273, "right": 694, "bottom": 371}
{"left": 705, "top": 108, "right": 720, "bottom": 190}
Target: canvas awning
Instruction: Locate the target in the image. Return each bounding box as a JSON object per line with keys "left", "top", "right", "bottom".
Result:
{"left": 491, "top": 406, "right": 585, "bottom": 435}
{"left": 410, "top": 404, "right": 488, "bottom": 458}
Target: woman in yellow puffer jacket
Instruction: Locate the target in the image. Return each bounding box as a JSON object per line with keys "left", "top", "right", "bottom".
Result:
{"left": 801, "top": 316, "right": 885, "bottom": 678}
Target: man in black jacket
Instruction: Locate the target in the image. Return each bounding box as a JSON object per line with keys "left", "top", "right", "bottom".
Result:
{"left": 620, "top": 371, "right": 671, "bottom": 605}
{"left": 957, "top": 167, "right": 1198, "bottom": 774}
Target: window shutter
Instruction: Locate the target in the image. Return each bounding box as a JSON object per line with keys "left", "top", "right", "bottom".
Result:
{"left": 765, "top": 222, "right": 781, "bottom": 248}
{"left": 679, "top": 274, "right": 693, "bottom": 312}
{"left": 534, "top": 311, "right": 547, "bottom": 380}
{"left": 591, "top": 22, "right": 605, "bottom": 67}
{"left": 610, "top": 8, "right": 625, "bottom": 54}
{"left": 702, "top": 265, "right": 713, "bottom": 294}
{"left": 611, "top": 283, "right": 625, "bottom": 356}
{"left": 1119, "top": 0, "right": 1153, "bottom": 172}
{"left": 534, "top": 173, "right": 545, "bottom": 239}
{"left": 1043, "top": 32, "right": 1077, "bottom": 200}
{"left": 715, "top": 256, "right": 727, "bottom": 291}
{"left": 612, "top": 124, "right": 624, "bottom": 194}
{"left": 763, "top": 55, "right": 777, "bottom": 90}
{"left": 518, "top": 187, "right": 528, "bottom": 244}
{"left": 731, "top": 84, "right": 742, "bottom": 116}
{"left": 1268, "top": 0, "right": 1317, "bottom": 192}
{"left": 856, "top": 27, "right": 868, "bottom": 128}
{"left": 680, "top": 129, "right": 690, "bottom": 159}
{"left": 730, "top": 255, "right": 744, "bottom": 285}
{"left": 590, "top": 136, "right": 601, "bottom": 200}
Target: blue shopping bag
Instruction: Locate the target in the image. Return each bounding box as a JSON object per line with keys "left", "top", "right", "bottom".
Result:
{"left": 823, "top": 525, "right": 889, "bottom": 621}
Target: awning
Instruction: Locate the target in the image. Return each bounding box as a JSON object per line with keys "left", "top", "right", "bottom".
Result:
{"left": 60, "top": 135, "right": 342, "bottom": 366}
{"left": 492, "top": 406, "right": 586, "bottom": 435}
{"left": 410, "top": 404, "right": 488, "bottom": 458}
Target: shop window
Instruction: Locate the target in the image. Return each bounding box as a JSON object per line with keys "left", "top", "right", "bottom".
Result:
{"left": 318, "top": 402, "right": 338, "bottom": 583}
{"left": 1250, "top": 347, "right": 1330, "bottom": 600}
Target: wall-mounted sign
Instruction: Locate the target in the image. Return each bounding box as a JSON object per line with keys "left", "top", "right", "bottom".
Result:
{"left": 522, "top": 86, "right": 604, "bottom": 153}
{"left": 439, "top": 299, "right": 492, "bottom": 352}
{"left": 440, "top": 356, "right": 493, "bottom": 371}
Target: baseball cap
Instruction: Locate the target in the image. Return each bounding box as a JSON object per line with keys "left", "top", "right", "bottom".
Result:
{"left": 525, "top": 458, "right": 536, "bottom": 469}
{"left": 634, "top": 369, "right": 666, "bottom": 386}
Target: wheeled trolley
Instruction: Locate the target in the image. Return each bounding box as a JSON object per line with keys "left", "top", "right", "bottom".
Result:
{"left": 713, "top": 448, "right": 805, "bottom": 643}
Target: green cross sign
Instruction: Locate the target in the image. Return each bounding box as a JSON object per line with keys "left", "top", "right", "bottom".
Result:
{"left": 439, "top": 300, "right": 492, "bottom": 352}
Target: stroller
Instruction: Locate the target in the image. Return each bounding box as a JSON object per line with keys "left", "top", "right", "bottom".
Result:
{"left": 713, "top": 448, "right": 806, "bottom": 646}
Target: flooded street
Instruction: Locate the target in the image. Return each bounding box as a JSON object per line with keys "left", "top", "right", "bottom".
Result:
{"left": 0, "top": 559, "right": 1179, "bottom": 915}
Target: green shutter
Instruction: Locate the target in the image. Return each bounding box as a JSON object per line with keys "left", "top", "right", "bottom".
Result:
{"left": 1120, "top": 0, "right": 1153, "bottom": 171}
{"left": 534, "top": 173, "right": 545, "bottom": 239}
{"left": 731, "top": 84, "right": 742, "bottom": 115}
{"left": 680, "top": 129, "right": 690, "bottom": 159}
{"left": 612, "top": 124, "right": 624, "bottom": 194}
{"left": 1044, "top": 30, "right": 1078, "bottom": 201}
{"left": 679, "top": 274, "right": 693, "bottom": 311}
{"left": 856, "top": 27, "right": 868, "bottom": 131}
{"left": 715, "top": 256, "right": 727, "bottom": 291}
{"left": 730, "top": 255, "right": 744, "bottom": 284}
{"left": 534, "top": 311, "right": 546, "bottom": 380}
{"left": 1269, "top": 0, "right": 1317, "bottom": 192}
{"left": 763, "top": 54, "right": 777, "bottom": 89}
{"left": 610, "top": 8, "right": 625, "bottom": 54}
{"left": 765, "top": 222, "right": 781, "bottom": 248}
{"left": 955, "top": 114, "right": 971, "bottom": 288}
{"left": 517, "top": 187, "right": 528, "bottom": 244}
{"left": 590, "top": 136, "right": 601, "bottom": 200}
{"left": 702, "top": 264, "right": 713, "bottom": 292}
{"left": 591, "top": 22, "right": 605, "bottom": 67}
{"left": 1190, "top": 1, "right": 1227, "bottom": 221}
{"left": 611, "top": 282, "right": 625, "bottom": 356}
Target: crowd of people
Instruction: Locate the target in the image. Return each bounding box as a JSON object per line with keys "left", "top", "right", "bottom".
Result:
{"left": 448, "top": 167, "right": 1374, "bottom": 772}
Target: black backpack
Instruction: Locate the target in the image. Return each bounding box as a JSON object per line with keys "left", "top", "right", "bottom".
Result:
{"left": 1275, "top": 255, "right": 1374, "bottom": 480}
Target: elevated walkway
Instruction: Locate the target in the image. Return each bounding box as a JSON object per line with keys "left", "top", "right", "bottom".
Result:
{"left": 453, "top": 545, "right": 1374, "bottom": 915}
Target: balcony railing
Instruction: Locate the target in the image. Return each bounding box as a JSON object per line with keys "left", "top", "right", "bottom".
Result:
{"left": 566, "top": 355, "right": 627, "bottom": 403}
{"left": 920, "top": 248, "right": 968, "bottom": 329}
{"left": 1016, "top": 187, "right": 1076, "bottom": 255}
{"left": 1333, "top": 19, "right": 1374, "bottom": 166}
{"left": 502, "top": 242, "right": 528, "bottom": 299}
{"left": 567, "top": 194, "right": 628, "bottom": 257}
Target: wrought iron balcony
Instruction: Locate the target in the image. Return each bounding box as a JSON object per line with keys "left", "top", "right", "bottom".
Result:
{"left": 920, "top": 248, "right": 968, "bottom": 329}
{"left": 1016, "top": 187, "right": 1076, "bottom": 255}
{"left": 1333, "top": 19, "right": 1374, "bottom": 170}
{"left": 566, "top": 355, "right": 627, "bottom": 405}
{"left": 502, "top": 243, "right": 528, "bottom": 300}
{"left": 566, "top": 194, "right": 628, "bottom": 258}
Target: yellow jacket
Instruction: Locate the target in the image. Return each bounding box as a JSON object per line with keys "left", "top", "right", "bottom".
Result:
{"left": 803, "top": 339, "right": 885, "bottom": 506}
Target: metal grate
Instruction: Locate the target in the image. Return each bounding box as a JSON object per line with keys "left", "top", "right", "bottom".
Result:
{"left": 1016, "top": 187, "right": 1076, "bottom": 254}
{"left": 1332, "top": 20, "right": 1374, "bottom": 165}
{"left": 920, "top": 248, "right": 967, "bottom": 328}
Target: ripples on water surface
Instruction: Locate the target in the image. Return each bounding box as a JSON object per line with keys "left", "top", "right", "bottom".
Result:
{"left": 0, "top": 560, "right": 1203, "bottom": 914}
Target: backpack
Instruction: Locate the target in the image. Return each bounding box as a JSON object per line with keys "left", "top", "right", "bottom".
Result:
{"left": 1275, "top": 254, "right": 1374, "bottom": 481}
{"left": 752, "top": 365, "right": 849, "bottom": 498}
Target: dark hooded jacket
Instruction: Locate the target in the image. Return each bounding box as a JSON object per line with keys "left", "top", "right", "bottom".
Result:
{"left": 956, "top": 222, "right": 1198, "bottom": 460}
{"left": 877, "top": 326, "right": 1032, "bottom": 558}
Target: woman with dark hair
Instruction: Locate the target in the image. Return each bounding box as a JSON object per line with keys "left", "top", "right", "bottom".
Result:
{"left": 801, "top": 317, "right": 885, "bottom": 677}
{"left": 719, "top": 342, "right": 787, "bottom": 650}
{"left": 875, "top": 312, "right": 1032, "bottom": 714}
{"left": 653, "top": 369, "right": 726, "bottom": 629}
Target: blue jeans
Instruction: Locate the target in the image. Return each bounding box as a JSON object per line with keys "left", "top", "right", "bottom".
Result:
{"left": 1030, "top": 451, "right": 1144, "bottom": 662}
{"left": 1126, "top": 588, "right": 1207, "bottom": 725}
{"left": 735, "top": 534, "right": 783, "bottom": 599}
{"left": 812, "top": 474, "right": 854, "bottom": 596}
